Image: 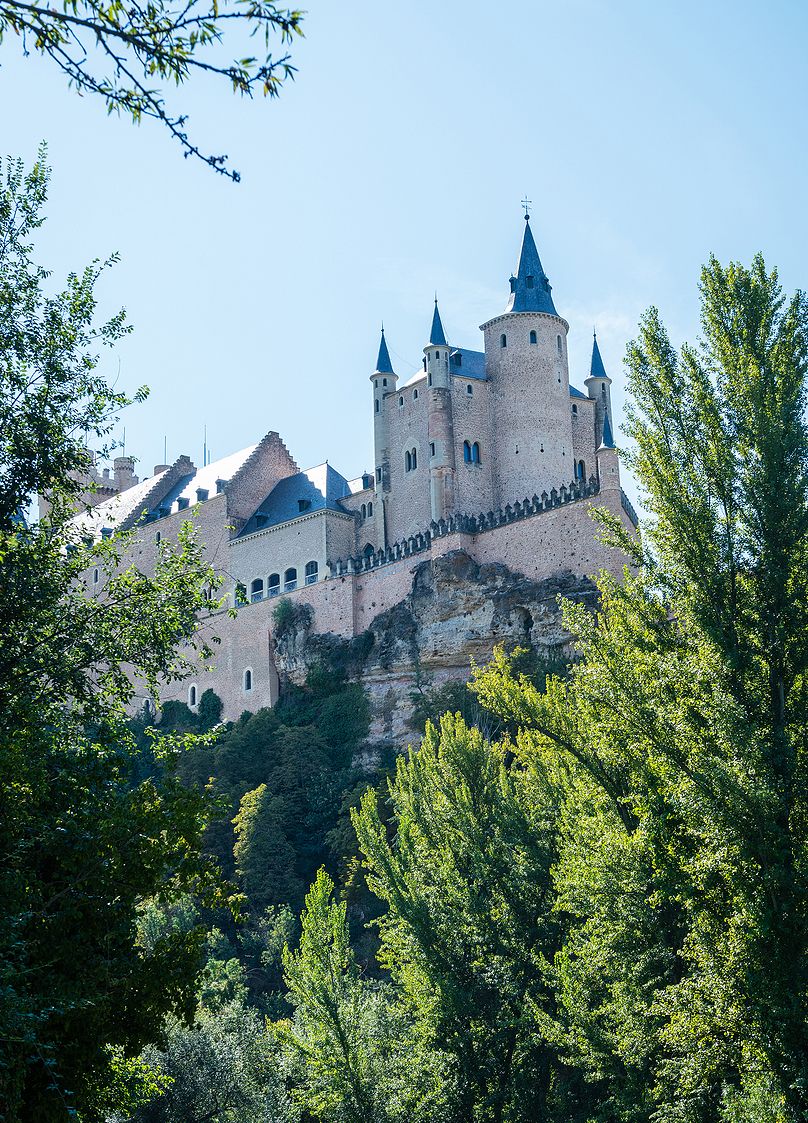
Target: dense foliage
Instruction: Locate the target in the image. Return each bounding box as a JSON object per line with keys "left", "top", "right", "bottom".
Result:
{"left": 0, "top": 151, "right": 228, "bottom": 1121}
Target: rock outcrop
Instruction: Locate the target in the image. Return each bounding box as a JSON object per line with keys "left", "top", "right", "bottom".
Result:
{"left": 272, "top": 549, "right": 597, "bottom": 744}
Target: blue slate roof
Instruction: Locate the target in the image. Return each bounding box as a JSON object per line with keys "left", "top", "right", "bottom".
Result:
{"left": 600, "top": 412, "right": 616, "bottom": 449}
{"left": 505, "top": 216, "right": 558, "bottom": 316}
{"left": 590, "top": 333, "right": 609, "bottom": 379}
{"left": 429, "top": 300, "right": 447, "bottom": 345}
{"left": 239, "top": 463, "right": 352, "bottom": 536}
{"left": 375, "top": 328, "right": 395, "bottom": 374}
{"left": 569, "top": 384, "right": 588, "bottom": 400}
{"left": 449, "top": 348, "right": 487, "bottom": 380}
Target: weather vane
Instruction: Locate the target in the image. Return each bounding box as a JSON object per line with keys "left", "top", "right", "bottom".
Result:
{"left": 521, "top": 195, "right": 532, "bottom": 219}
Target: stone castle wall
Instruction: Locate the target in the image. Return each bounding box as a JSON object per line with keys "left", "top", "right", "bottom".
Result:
{"left": 153, "top": 481, "right": 635, "bottom": 724}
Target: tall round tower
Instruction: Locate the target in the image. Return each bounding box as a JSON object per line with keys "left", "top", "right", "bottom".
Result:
{"left": 482, "top": 213, "right": 574, "bottom": 508}
{"left": 370, "top": 327, "right": 397, "bottom": 545}
{"left": 425, "top": 299, "right": 456, "bottom": 523}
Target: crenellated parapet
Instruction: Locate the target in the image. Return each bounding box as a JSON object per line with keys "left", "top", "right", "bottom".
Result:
{"left": 328, "top": 475, "right": 619, "bottom": 577}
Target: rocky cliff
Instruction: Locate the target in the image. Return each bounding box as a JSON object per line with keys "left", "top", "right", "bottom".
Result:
{"left": 272, "top": 549, "right": 598, "bottom": 744}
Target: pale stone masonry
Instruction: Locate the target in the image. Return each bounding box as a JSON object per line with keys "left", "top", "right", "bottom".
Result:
{"left": 61, "top": 211, "right": 637, "bottom": 721}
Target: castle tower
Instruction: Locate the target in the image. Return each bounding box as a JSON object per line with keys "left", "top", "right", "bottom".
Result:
{"left": 482, "top": 212, "right": 574, "bottom": 507}
{"left": 584, "top": 330, "right": 613, "bottom": 447}
{"left": 371, "top": 327, "right": 397, "bottom": 546}
{"left": 425, "top": 300, "right": 456, "bottom": 523}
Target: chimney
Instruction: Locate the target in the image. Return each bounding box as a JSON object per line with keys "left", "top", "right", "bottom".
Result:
{"left": 113, "top": 456, "right": 138, "bottom": 493}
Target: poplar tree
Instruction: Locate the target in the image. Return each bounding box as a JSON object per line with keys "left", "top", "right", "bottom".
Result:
{"left": 474, "top": 254, "right": 808, "bottom": 1121}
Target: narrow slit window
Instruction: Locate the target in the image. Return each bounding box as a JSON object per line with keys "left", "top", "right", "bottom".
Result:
{"left": 500, "top": 333, "right": 507, "bottom": 348}
{"left": 243, "top": 668, "right": 252, "bottom": 692}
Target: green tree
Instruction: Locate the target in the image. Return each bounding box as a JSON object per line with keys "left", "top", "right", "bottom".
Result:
{"left": 352, "top": 713, "right": 583, "bottom": 1123}
{"left": 0, "top": 151, "right": 228, "bottom": 1120}
{"left": 280, "top": 869, "right": 441, "bottom": 1123}
{"left": 0, "top": 2, "right": 303, "bottom": 179}
{"left": 474, "top": 255, "right": 808, "bottom": 1121}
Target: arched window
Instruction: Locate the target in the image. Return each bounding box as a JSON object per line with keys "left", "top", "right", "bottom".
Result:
{"left": 188, "top": 684, "right": 197, "bottom": 707}
{"left": 243, "top": 668, "right": 252, "bottom": 692}
{"left": 526, "top": 275, "right": 534, "bottom": 289}
{"left": 363, "top": 542, "right": 374, "bottom": 557}
{"left": 284, "top": 567, "right": 297, "bottom": 592}
{"left": 557, "top": 334, "right": 563, "bottom": 355}
{"left": 268, "top": 573, "right": 280, "bottom": 597}
{"left": 305, "top": 560, "right": 319, "bottom": 585}
{"left": 466, "top": 383, "right": 473, "bottom": 395}
{"left": 399, "top": 396, "right": 404, "bottom": 407}
{"left": 250, "top": 578, "right": 264, "bottom": 602}
{"left": 93, "top": 568, "right": 99, "bottom": 584}
{"left": 413, "top": 388, "right": 419, "bottom": 400}
{"left": 411, "top": 447, "right": 417, "bottom": 469}
{"left": 463, "top": 440, "right": 472, "bottom": 463}
{"left": 472, "top": 442, "right": 481, "bottom": 464}
{"left": 361, "top": 503, "right": 367, "bottom": 519}
{"left": 382, "top": 378, "right": 387, "bottom": 387}
{"left": 576, "top": 460, "right": 586, "bottom": 481}
{"left": 375, "top": 399, "right": 379, "bottom": 413}
{"left": 155, "top": 531, "right": 161, "bottom": 544}
{"left": 529, "top": 330, "right": 537, "bottom": 345}
{"left": 500, "top": 333, "right": 507, "bottom": 348}
{"left": 405, "top": 450, "right": 412, "bottom": 472}
{"left": 428, "top": 373, "right": 433, "bottom": 386}
{"left": 571, "top": 403, "right": 578, "bottom": 415}
{"left": 368, "top": 501, "right": 373, "bottom": 516}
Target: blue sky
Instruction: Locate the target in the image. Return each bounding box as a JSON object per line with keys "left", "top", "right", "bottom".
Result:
{"left": 1, "top": 0, "right": 807, "bottom": 499}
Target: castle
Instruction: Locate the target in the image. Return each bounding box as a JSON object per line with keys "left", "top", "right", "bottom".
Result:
{"left": 65, "top": 212, "right": 637, "bottom": 723}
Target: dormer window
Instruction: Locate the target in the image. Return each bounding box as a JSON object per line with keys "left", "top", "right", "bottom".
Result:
{"left": 526, "top": 275, "right": 534, "bottom": 289}
{"left": 298, "top": 499, "right": 311, "bottom": 513}
{"left": 196, "top": 488, "right": 208, "bottom": 502}
{"left": 177, "top": 496, "right": 189, "bottom": 510}
{"left": 256, "top": 514, "right": 268, "bottom": 528}
{"left": 216, "top": 478, "right": 226, "bottom": 494}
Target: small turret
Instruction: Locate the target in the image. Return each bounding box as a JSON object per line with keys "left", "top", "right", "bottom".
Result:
{"left": 585, "top": 330, "right": 613, "bottom": 446}
{"left": 370, "top": 327, "right": 397, "bottom": 544}
{"left": 424, "top": 300, "right": 456, "bottom": 522}
{"left": 596, "top": 409, "right": 621, "bottom": 494}
{"left": 425, "top": 298, "right": 450, "bottom": 390}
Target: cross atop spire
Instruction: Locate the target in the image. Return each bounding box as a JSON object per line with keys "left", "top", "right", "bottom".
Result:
{"left": 505, "top": 212, "right": 558, "bottom": 316}
{"left": 375, "top": 326, "right": 395, "bottom": 374}
{"left": 429, "top": 298, "right": 447, "bottom": 346}
{"left": 521, "top": 195, "right": 532, "bottom": 219}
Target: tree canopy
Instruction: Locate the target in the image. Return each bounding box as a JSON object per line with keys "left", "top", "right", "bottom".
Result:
{"left": 0, "top": 0, "right": 303, "bottom": 179}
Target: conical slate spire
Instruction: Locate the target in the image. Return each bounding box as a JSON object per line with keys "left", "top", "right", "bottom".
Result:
{"left": 600, "top": 411, "right": 616, "bottom": 449}
{"left": 375, "top": 327, "right": 395, "bottom": 374}
{"left": 590, "top": 331, "right": 609, "bottom": 379}
{"left": 505, "top": 214, "right": 558, "bottom": 316}
{"left": 429, "top": 299, "right": 447, "bottom": 346}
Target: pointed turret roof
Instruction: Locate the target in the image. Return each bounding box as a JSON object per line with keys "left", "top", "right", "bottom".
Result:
{"left": 429, "top": 299, "right": 447, "bottom": 346}
{"left": 375, "top": 327, "right": 395, "bottom": 374}
{"left": 590, "top": 331, "right": 609, "bottom": 380}
{"left": 505, "top": 215, "right": 558, "bottom": 316}
{"left": 599, "top": 411, "right": 616, "bottom": 449}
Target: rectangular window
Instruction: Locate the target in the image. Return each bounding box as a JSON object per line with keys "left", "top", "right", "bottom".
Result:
{"left": 430, "top": 442, "right": 436, "bottom": 457}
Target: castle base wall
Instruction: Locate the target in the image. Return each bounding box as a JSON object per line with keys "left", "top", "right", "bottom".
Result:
{"left": 149, "top": 489, "right": 634, "bottom": 725}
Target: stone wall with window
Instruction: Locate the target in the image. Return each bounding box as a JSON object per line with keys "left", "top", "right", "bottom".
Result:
{"left": 383, "top": 375, "right": 431, "bottom": 541}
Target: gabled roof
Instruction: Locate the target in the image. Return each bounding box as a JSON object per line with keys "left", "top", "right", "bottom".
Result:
{"left": 238, "top": 462, "right": 352, "bottom": 536}
{"left": 69, "top": 469, "right": 171, "bottom": 539}
{"left": 157, "top": 446, "right": 257, "bottom": 512}
{"left": 505, "top": 216, "right": 558, "bottom": 316}
{"left": 429, "top": 300, "right": 447, "bottom": 346}
{"left": 449, "top": 348, "right": 487, "bottom": 380}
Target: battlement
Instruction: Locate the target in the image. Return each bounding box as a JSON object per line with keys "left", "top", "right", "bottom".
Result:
{"left": 329, "top": 475, "right": 618, "bottom": 576}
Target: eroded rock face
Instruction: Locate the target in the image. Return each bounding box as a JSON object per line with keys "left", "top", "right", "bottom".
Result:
{"left": 273, "top": 550, "right": 597, "bottom": 745}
